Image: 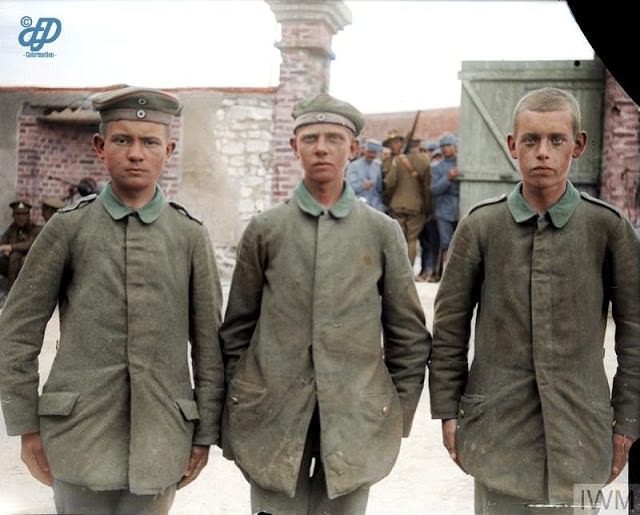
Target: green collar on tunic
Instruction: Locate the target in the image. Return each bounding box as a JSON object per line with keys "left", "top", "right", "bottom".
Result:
{"left": 293, "top": 180, "right": 354, "bottom": 218}
{"left": 99, "top": 183, "right": 166, "bottom": 224}
{"left": 507, "top": 181, "right": 580, "bottom": 228}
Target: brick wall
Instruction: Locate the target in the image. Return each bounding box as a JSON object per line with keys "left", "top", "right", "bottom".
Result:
{"left": 268, "top": 1, "right": 351, "bottom": 203}
{"left": 600, "top": 70, "right": 640, "bottom": 224}
{"left": 15, "top": 109, "right": 182, "bottom": 225}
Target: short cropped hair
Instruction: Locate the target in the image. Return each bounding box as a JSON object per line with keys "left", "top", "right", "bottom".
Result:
{"left": 511, "top": 87, "right": 582, "bottom": 138}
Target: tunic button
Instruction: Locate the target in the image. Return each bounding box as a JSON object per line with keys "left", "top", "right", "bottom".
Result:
{"left": 231, "top": 396, "right": 239, "bottom": 404}
{"left": 459, "top": 409, "right": 465, "bottom": 417}
{"left": 382, "top": 406, "right": 389, "bottom": 416}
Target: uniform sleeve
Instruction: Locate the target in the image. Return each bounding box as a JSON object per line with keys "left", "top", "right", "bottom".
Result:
{"left": 383, "top": 158, "right": 399, "bottom": 199}
{"left": 609, "top": 216, "right": 640, "bottom": 440}
{"left": 189, "top": 225, "right": 225, "bottom": 446}
{"left": 0, "top": 227, "right": 10, "bottom": 245}
{"left": 219, "top": 217, "right": 266, "bottom": 384}
{"left": 380, "top": 219, "right": 431, "bottom": 436}
{"left": 428, "top": 215, "right": 482, "bottom": 419}
{"left": 0, "top": 219, "right": 68, "bottom": 435}
{"left": 430, "top": 163, "right": 451, "bottom": 196}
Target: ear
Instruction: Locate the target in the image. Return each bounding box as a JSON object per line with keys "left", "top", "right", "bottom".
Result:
{"left": 572, "top": 131, "right": 587, "bottom": 158}
{"left": 349, "top": 137, "right": 358, "bottom": 160}
{"left": 93, "top": 134, "right": 106, "bottom": 160}
{"left": 507, "top": 134, "right": 517, "bottom": 159}
{"left": 165, "top": 140, "right": 176, "bottom": 159}
{"left": 290, "top": 137, "right": 298, "bottom": 157}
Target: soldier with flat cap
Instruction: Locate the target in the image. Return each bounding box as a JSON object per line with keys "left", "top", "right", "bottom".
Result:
{"left": 40, "top": 197, "right": 66, "bottom": 223}
{"left": 220, "top": 92, "right": 431, "bottom": 514}
{"left": 0, "top": 86, "right": 224, "bottom": 515}
{"left": 0, "top": 200, "right": 41, "bottom": 294}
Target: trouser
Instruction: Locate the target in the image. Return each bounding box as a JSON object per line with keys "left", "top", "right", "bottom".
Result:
{"left": 53, "top": 479, "right": 176, "bottom": 515}
{"left": 418, "top": 217, "right": 439, "bottom": 272}
{"left": 436, "top": 218, "right": 457, "bottom": 250}
{"left": 388, "top": 210, "right": 425, "bottom": 265}
{"left": 250, "top": 408, "right": 370, "bottom": 515}
{"left": 474, "top": 480, "right": 599, "bottom": 515}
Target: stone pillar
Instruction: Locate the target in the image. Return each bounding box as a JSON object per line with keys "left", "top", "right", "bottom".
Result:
{"left": 600, "top": 69, "right": 640, "bottom": 224}
{"left": 267, "top": 0, "right": 351, "bottom": 203}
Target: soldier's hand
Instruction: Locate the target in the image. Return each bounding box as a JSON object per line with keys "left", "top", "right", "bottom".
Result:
{"left": 178, "top": 445, "right": 209, "bottom": 489}
{"left": 606, "top": 433, "right": 633, "bottom": 484}
{"left": 442, "top": 419, "right": 465, "bottom": 471}
{"left": 363, "top": 180, "right": 373, "bottom": 190}
{"left": 448, "top": 168, "right": 459, "bottom": 180}
{"left": 0, "top": 244, "right": 11, "bottom": 256}
{"left": 21, "top": 432, "right": 53, "bottom": 486}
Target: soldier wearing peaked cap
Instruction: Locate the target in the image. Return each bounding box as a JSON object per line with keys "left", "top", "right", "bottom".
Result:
{"left": 220, "top": 92, "right": 431, "bottom": 514}
{"left": 0, "top": 86, "right": 224, "bottom": 515}
{"left": 0, "top": 200, "right": 41, "bottom": 294}
{"left": 346, "top": 138, "right": 386, "bottom": 212}
{"left": 40, "top": 197, "right": 66, "bottom": 223}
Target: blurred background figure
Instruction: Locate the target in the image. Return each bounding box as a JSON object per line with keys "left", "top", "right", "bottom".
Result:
{"left": 0, "top": 200, "right": 41, "bottom": 299}
{"left": 431, "top": 134, "right": 459, "bottom": 273}
{"left": 347, "top": 138, "right": 386, "bottom": 212}
{"left": 416, "top": 141, "right": 441, "bottom": 282}
{"left": 41, "top": 197, "right": 66, "bottom": 223}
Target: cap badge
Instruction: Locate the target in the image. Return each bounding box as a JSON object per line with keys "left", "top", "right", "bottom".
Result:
{"left": 138, "top": 98, "right": 147, "bottom": 105}
{"left": 316, "top": 113, "right": 326, "bottom": 122}
{"left": 136, "top": 109, "right": 146, "bottom": 119}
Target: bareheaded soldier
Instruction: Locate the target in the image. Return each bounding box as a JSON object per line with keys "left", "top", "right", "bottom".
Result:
{"left": 0, "top": 86, "right": 224, "bottom": 515}
{"left": 429, "top": 87, "right": 640, "bottom": 514}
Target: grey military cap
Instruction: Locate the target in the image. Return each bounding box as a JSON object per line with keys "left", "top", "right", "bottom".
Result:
{"left": 292, "top": 93, "right": 364, "bottom": 136}
{"left": 92, "top": 86, "right": 182, "bottom": 125}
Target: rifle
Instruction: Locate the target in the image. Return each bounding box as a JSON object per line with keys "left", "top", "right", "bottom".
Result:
{"left": 402, "top": 110, "right": 421, "bottom": 154}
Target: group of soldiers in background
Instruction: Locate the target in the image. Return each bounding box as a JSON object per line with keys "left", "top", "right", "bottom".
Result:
{"left": 0, "top": 197, "right": 65, "bottom": 303}
{"left": 346, "top": 129, "right": 459, "bottom": 282}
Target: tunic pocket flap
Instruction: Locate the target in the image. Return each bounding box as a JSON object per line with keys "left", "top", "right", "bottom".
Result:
{"left": 176, "top": 399, "right": 200, "bottom": 421}
{"left": 38, "top": 392, "right": 80, "bottom": 416}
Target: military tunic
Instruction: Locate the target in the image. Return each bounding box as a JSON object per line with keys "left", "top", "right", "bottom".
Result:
{"left": 0, "top": 221, "right": 41, "bottom": 289}
{"left": 383, "top": 153, "right": 432, "bottom": 262}
{"left": 220, "top": 181, "right": 431, "bottom": 500}
{"left": 429, "top": 182, "right": 640, "bottom": 503}
{"left": 0, "top": 184, "right": 224, "bottom": 494}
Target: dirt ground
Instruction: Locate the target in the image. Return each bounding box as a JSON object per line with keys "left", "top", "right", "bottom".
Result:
{"left": 0, "top": 281, "right": 629, "bottom": 514}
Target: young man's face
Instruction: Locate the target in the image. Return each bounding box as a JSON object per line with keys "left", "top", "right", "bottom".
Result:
{"left": 93, "top": 120, "right": 174, "bottom": 197}
{"left": 507, "top": 109, "right": 586, "bottom": 194}
{"left": 291, "top": 123, "right": 356, "bottom": 186}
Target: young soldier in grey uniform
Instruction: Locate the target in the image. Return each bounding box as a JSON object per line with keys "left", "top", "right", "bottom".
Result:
{"left": 0, "top": 86, "right": 224, "bottom": 515}
{"left": 429, "top": 87, "right": 640, "bottom": 514}
{"left": 220, "top": 93, "right": 431, "bottom": 515}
